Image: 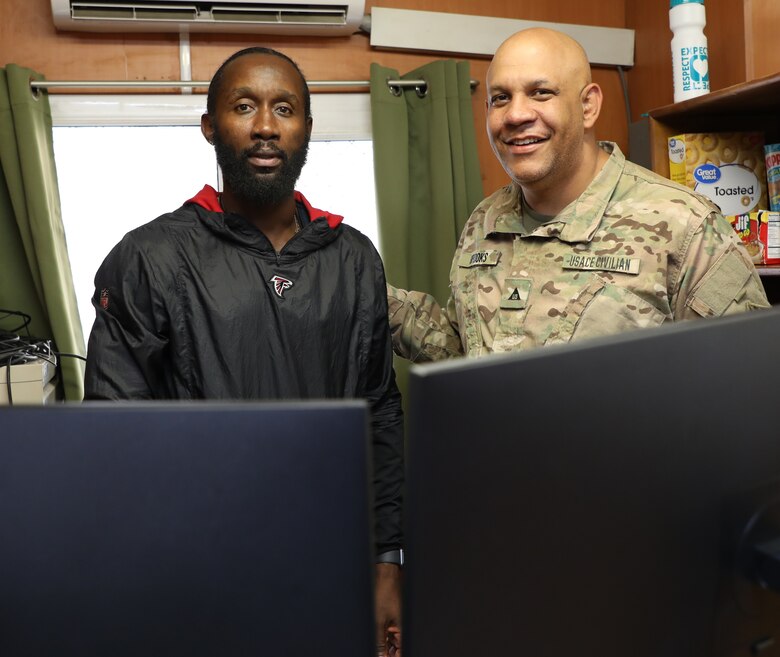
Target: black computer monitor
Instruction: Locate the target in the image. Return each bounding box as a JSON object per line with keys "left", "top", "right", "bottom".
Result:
{"left": 0, "top": 401, "right": 374, "bottom": 657}
{"left": 405, "top": 309, "right": 780, "bottom": 657}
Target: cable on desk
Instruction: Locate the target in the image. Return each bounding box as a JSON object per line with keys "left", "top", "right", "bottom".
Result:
{"left": 0, "top": 309, "right": 61, "bottom": 405}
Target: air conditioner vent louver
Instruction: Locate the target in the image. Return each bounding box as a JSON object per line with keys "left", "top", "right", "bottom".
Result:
{"left": 72, "top": 4, "right": 199, "bottom": 21}
{"left": 211, "top": 6, "right": 347, "bottom": 25}
{"left": 52, "top": 0, "right": 363, "bottom": 35}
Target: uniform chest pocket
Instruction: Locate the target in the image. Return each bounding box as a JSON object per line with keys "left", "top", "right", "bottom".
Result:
{"left": 453, "top": 252, "right": 506, "bottom": 353}
{"left": 547, "top": 274, "right": 669, "bottom": 345}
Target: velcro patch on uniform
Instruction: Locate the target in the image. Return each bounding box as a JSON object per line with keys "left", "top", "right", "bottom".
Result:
{"left": 458, "top": 250, "right": 501, "bottom": 268}
{"left": 688, "top": 249, "right": 751, "bottom": 317}
{"left": 500, "top": 278, "right": 532, "bottom": 309}
{"left": 563, "top": 253, "right": 641, "bottom": 275}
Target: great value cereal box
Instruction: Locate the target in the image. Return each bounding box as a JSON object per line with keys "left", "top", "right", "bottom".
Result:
{"left": 668, "top": 132, "right": 768, "bottom": 216}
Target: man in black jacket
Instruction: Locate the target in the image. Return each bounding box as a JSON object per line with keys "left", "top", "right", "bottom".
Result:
{"left": 84, "top": 47, "right": 404, "bottom": 655}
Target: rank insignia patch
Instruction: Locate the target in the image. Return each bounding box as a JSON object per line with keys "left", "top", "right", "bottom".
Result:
{"left": 500, "top": 278, "right": 532, "bottom": 309}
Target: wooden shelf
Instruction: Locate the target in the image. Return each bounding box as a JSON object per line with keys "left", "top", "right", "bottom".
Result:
{"left": 647, "top": 73, "right": 780, "bottom": 301}
{"left": 647, "top": 72, "right": 780, "bottom": 179}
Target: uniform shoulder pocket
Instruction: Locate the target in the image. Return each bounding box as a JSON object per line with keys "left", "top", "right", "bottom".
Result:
{"left": 686, "top": 245, "right": 769, "bottom": 317}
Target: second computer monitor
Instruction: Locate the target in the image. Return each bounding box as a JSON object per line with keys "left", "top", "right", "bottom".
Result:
{"left": 406, "top": 310, "right": 780, "bottom": 657}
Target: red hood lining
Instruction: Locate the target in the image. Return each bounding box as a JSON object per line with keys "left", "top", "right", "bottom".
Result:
{"left": 185, "top": 184, "right": 343, "bottom": 229}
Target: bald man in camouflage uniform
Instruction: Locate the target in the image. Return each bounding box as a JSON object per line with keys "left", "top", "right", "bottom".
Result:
{"left": 388, "top": 28, "right": 769, "bottom": 361}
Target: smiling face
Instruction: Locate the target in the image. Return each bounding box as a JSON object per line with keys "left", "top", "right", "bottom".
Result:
{"left": 202, "top": 52, "right": 312, "bottom": 208}
{"left": 486, "top": 29, "right": 601, "bottom": 201}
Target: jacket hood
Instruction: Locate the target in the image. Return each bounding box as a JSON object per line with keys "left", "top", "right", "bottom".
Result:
{"left": 185, "top": 184, "right": 344, "bottom": 228}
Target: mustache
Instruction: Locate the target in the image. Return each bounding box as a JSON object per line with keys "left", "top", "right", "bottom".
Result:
{"left": 243, "top": 143, "right": 287, "bottom": 161}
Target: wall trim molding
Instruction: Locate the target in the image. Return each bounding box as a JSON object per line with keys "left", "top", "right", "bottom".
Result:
{"left": 369, "top": 8, "right": 635, "bottom": 68}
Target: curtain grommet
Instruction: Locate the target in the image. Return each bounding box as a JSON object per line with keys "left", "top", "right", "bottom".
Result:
{"left": 387, "top": 79, "right": 402, "bottom": 97}
{"left": 414, "top": 83, "right": 428, "bottom": 99}
{"left": 30, "top": 77, "right": 42, "bottom": 101}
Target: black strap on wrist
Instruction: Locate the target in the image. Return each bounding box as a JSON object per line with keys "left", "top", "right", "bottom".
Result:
{"left": 376, "top": 549, "right": 404, "bottom": 566}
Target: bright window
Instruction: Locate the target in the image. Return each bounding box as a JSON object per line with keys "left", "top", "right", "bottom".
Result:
{"left": 50, "top": 94, "right": 378, "bottom": 339}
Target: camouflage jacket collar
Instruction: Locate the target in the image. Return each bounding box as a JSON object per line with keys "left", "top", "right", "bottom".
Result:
{"left": 484, "top": 142, "right": 626, "bottom": 244}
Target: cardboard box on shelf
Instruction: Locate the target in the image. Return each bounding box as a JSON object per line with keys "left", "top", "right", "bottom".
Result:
{"left": 757, "top": 210, "right": 780, "bottom": 266}
{"left": 765, "top": 143, "right": 780, "bottom": 212}
{"left": 668, "top": 132, "right": 768, "bottom": 216}
{"left": 729, "top": 210, "right": 780, "bottom": 266}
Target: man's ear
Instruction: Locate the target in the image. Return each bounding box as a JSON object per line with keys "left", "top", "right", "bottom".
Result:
{"left": 581, "top": 83, "right": 603, "bottom": 130}
{"left": 306, "top": 115, "right": 313, "bottom": 140}
{"left": 201, "top": 113, "right": 215, "bottom": 145}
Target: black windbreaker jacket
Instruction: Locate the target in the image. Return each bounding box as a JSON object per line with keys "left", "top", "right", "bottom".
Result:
{"left": 85, "top": 186, "right": 403, "bottom": 552}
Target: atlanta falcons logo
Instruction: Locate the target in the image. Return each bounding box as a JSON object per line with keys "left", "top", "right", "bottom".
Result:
{"left": 270, "top": 275, "right": 294, "bottom": 298}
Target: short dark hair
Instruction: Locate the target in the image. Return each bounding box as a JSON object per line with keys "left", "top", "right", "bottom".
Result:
{"left": 206, "top": 47, "right": 311, "bottom": 119}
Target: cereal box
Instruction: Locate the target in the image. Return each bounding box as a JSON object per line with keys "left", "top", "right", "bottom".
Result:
{"left": 668, "top": 132, "right": 768, "bottom": 216}
{"left": 765, "top": 143, "right": 780, "bottom": 211}
{"left": 756, "top": 210, "right": 780, "bottom": 266}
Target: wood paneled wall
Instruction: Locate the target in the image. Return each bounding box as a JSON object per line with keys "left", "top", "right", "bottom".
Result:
{"left": 624, "top": 0, "right": 780, "bottom": 120}
{"left": 3, "top": 1, "right": 778, "bottom": 195}
{"left": 744, "top": 0, "right": 780, "bottom": 79}
{"left": 1, "top": 0, "right": 629, "bottom": 197}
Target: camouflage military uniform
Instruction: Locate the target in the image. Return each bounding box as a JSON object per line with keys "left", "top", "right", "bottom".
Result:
{"left": 388, "top": 142, "right": 770, "bottom": 361}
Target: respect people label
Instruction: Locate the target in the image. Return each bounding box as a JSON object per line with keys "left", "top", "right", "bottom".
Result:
{"left": 678, "top": 45, "right": 710, "bottom": 94}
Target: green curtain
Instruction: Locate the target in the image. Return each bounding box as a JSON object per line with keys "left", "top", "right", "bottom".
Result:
{"left": 371, "top": 59, "right": 483, "bottom": 302}
{"left": 0, "top": 64, "right": 85, "bottom": 401}
{"left": 370, "top": 60, "right": 483, "bottom": 400}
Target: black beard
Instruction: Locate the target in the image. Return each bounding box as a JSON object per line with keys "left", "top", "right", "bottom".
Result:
{"left": 213, "top": 129, "right": 309, "bottom": 208}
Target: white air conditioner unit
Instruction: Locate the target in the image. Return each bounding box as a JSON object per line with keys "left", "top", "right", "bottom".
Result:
{"left": 50, "top": 0, "right": 366, "bottom": 36}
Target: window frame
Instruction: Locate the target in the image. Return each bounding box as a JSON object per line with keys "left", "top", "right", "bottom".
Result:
{"left": 49, "top": 93, "right": 377, "bottom": 340}
{"left": 49, "top": 92, "right": 373, "bottom": 140}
